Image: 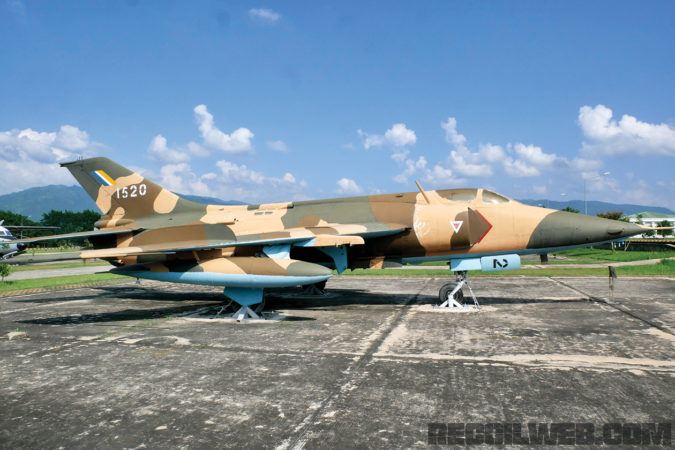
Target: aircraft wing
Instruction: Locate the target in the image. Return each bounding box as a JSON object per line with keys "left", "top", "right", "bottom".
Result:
{"left": 80, "top": 222, "right": 407, "bottom": 259}
{"left": 2, "top": 225, "right": 59, "bottom": 230}
{"left": 11, "top": 227, "right": 138, "bottom": 244}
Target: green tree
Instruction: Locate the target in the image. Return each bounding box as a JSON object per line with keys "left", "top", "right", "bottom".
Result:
{"left": 596, "top": 211, "right": 627, "bottom": 221}
{"left": 40, "top": 210, "right": 100, "bottom": 247}
{"left": 0, "top": 210, "right": 46, "bottom": 239}
{"left": 561, "top": 206, "right": 580, "bottom": 213}
{"left": 656, "top": 220, "right": 673, "bottom": 237}
{"left": 0, "top": 263, "right": 11, "bottom": 282}
{"left": 635, "top": 214, "right": 655, "bottom": 237}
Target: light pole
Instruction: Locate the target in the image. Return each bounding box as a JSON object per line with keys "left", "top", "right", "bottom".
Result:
{"left": 583, "top": 172, "right": 610, "bottom": 215}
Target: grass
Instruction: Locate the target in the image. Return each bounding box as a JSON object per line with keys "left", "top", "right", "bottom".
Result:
{"left": 412, "top": 248, "right": 675, "bottom": 267}
{"left": 0, "top": 273, "right": 125, "bottom": 293}
{"left": 1, "top": 251, "right": 672, "bottom": 296}
{"left": 344, "top": 259, "right": 675, "bottom": 278}
{"left": 10, "top": 261, "right": 109, "bottom": 272}
{"left": 25, "top": 246, "right": 85, "bottom": 254}
{"left": 527, "top": 248, "right": 675, "bottom": 265}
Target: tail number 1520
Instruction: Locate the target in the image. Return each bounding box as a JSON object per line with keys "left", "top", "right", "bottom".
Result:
{"left": 115, "top": 184, "right": 147, "bottom": 199}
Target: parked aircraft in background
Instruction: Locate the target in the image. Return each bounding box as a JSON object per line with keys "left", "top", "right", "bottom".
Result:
{"left": 11, "top": 157, "right": 645, "bottom": 319}
{"left": 0, "top": 221, "right": 58, "bottom": 260}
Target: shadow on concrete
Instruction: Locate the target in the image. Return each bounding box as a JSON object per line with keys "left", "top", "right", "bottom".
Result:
{"left": 17, "top": 304, "right": 218, "bottom": 325}
{"left": 13, "top": 285, "right": 588, "bottom": 326}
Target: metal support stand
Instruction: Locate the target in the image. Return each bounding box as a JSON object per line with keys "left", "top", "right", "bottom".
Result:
{"left": 301, "top": 281, "right": 327, "bottom": 296}
{"left": 438, "top": 271, "right": 480, "bottom": 310}
{"left": 232, "top": 305, "right": 261, "bottom": 321}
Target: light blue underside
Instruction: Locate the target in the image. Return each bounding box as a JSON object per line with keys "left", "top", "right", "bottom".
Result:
{"left": 401, "top": 240, "right": 624, "bottom": 265}
{"left": 119, "top": 271, "right": 330, "bottom": 288}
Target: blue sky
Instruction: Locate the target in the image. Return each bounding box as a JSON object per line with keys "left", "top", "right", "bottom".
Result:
{"left": 1, "top": 0, "right": 674, "bottom": 209}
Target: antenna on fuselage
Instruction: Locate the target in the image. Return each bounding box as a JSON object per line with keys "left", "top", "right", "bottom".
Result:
{"left": 415, "top": 180, "right": 438, "bottom": 205}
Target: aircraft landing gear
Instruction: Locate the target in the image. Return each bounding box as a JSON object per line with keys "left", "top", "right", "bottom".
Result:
{"left": 437, "top": 271, "right": 480, "bottom": 310}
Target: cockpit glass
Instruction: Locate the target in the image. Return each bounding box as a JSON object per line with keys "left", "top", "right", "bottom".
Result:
{"left": 482, "top": 190, "right": 510, "bottom": 204}
{"left": 0, "top": 230, "right": 8, "bottom": 236}
{"left": 439, "top": 189, "right": 478, "bottom": 202}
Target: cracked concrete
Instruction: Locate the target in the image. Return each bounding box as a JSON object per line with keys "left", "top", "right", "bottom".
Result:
{"left": 0, "top": 276, "right": 673, "bottom": 448}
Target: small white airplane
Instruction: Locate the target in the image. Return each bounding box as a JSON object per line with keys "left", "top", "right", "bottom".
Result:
{"left": 0, "top": 220, "right": 58, "bottom": 260}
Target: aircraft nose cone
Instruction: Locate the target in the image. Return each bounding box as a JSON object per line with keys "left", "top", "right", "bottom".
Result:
{"left": 527, "top": 211, "right": 643, "bottom": 249}
{"left": 606, "top": 222, "right": 643, "bottom": 237}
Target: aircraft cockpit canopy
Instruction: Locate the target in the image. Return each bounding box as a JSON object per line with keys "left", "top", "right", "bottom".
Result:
{"left": 438, "top": 189, "right": 478, "bottom": 202}
{"left": 481, "top": 189, "right": 510, "bottom": 204}
{"left": 0, "top": 229, "right": 13, "bottom": 238}
{"left": 436, "top": 188, "right": 511, "bottom": 204}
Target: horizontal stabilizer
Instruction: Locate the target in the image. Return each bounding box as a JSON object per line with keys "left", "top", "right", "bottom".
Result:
{"left": 7, "top": 252, "right": 88, "bottom": 265}
{"left": 12, "top": 227, "right": 138, "bottom": 244}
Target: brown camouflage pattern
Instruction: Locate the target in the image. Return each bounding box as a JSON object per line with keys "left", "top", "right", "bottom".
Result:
{"left": 17, "top": 157, "right": 644, "bottom": 278}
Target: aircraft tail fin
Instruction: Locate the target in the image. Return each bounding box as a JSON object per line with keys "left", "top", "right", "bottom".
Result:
{"left": 60, "top": 157, "right": 205, "bottom": 222}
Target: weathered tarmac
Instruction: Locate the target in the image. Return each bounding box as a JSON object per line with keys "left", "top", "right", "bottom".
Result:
{"left": 1, "top": 276, "right": 673, "bottom": 448}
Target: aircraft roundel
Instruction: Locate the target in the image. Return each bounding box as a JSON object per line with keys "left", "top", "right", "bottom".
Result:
{"left": 451, "top": 220, "right": 463, "bottom": 233}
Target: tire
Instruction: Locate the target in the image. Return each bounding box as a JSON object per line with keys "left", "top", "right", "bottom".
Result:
{"left": 439, "top": 282, "right": 464, "bottom": 304}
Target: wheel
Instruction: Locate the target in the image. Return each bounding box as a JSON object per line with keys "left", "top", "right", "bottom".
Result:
{"left": 439, "top": 282, "right": 464, "bottom": 304}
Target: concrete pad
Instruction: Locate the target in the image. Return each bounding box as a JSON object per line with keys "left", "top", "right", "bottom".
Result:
{"left": 1, "top": 276, "right": 673, "bottom": 448}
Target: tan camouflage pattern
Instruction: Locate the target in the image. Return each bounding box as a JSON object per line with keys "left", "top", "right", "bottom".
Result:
{"left": 18, "top": 157, "right": 642, "bottom": 278}
{"left": 115, "top": 256, "right": 331, "bottom": 278}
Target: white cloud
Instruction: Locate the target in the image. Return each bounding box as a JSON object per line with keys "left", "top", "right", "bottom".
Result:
{"left": 480, "top": 143, "right": 506, "bottom": 163}
{"left": 449, "top": 150, "right": 493, "bottom": 177}
{"left": 282, "top": 172, "right": 296, "bottom": 183}
{"left": 216, "top": 160, "right": 306, "bottom": 187}
{"left": 194, "top": 104, "right": 254, "bottom": 153}
{"left": 186, "top": 141, "right": 209, "bottom": 157}
{"left": 0, "top": 125, "right": 94, "bottom": 193}
{"left": 424, "top": 164, "right": 466, "bottom": 186}
{"left": 213, "top": 160, "right": 305, "bottom": 200}
{"left": 393, "top": 156, "right": 427, "bottom": 184}
{"left": 54, "top": 125, "right": 89, "bottom": 150}
{"left": 502, "top": 158, "right": 540, "bottom": 177}
{"left": 579, "top": 104, "right": 675, "bottom": 156}
{"left": 148, "top": 134, "right": 190, "bottom": 163}
{"left": 441, "top": 117, "right": 468, "bottom": 150}
{"left": 159, "top": 163, "right": 191, "bottom": 192}
{"left": 248, "top": 8, "right": 281, "bottom": 23}
{"left": 216, "top": 160, "right": 266, "bottom": 184}
{"left": 358, "top": 122, "right": 417, "bottom": 149}
{"left": 437, "top": 117, "right": 564, "bottom": 178}
{"left": 569, "top": 157, "right": 602, "bottom": 172}
{"left": 513, "top": 143, "right": 557, "bottom": 167}
{"left": 385, "top": 123, "right": 417, "bottom": 147}
{"left": 152, "top": 159, "right": 306, "bottom": 202}
{"left": 336, "top": 177, "right": 363, "bottom": 194}
{"left": 267, "top": 140, "right": 288, "bottom": 152}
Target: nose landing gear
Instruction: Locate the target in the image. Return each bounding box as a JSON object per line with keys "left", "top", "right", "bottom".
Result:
{"left": 437, "top": 271, "right": 480, "bottom": 310}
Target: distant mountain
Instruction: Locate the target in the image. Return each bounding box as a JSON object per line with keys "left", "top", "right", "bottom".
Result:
{"left": 0, "top": 185, "right": 245, "bottom": 219}
{"left": 181, "top": 194, "right": 244, "bottom": 206}
{"left": 2, "top": 185, "right": 672, "bottom": 219}
{"left": 519, "top": 199, "right": 675, "bottom": 216}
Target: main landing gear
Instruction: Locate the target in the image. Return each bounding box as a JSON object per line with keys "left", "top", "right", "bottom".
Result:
{"left": 437, "top": 271, "right": 480, "bottom": 310}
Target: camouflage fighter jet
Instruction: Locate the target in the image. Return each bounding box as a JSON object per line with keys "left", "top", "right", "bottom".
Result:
{"left": 13, "top": 157, "right": 645, "bottom": 318}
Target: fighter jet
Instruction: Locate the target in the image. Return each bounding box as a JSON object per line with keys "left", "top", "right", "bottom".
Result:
{"left": 0, "top": 221, "right": 57, "bottom": 260}
{"left": 12, "top": 157, "right": 645, "bottom": 319}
